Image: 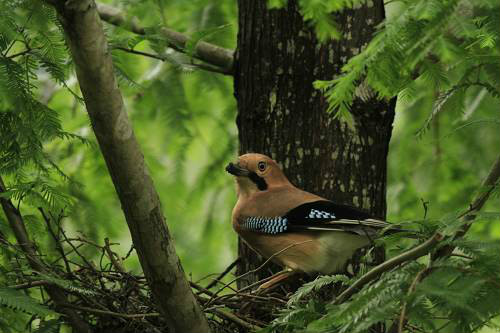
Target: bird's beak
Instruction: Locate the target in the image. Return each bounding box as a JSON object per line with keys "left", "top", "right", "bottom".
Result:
{"left": 225, "top": 162, "right": 250, "bottom": 177}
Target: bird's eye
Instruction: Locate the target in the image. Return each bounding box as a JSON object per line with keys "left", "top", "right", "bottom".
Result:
{"left": 257, "top": 161, "right": 267, "bottom": 172}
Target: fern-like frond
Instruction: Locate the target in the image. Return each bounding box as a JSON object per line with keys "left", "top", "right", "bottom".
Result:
{"left": 0, "top": 288, "right": 55, "bottom": 317}
{"left": 287, "top": 275, "right": 349, "bottom": 306}
{"left": 317, "top": 0, "right": 499, "bottom": 125}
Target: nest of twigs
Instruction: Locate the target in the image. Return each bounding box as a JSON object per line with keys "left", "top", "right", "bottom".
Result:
{"left": 7, "top": 230, "right": 297, "bottom": 333}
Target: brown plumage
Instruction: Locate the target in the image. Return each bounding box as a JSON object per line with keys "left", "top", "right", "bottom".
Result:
{"left": 226, "top": 153, "right": 394, "bottom": 281}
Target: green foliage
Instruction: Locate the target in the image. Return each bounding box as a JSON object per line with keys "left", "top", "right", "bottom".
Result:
{"left": 1, "top": 0, "right": 238, "bottom": 330}
{"left": 1, "top": 0, "right": 499, "bottom": 332}
{"left": 266, "top": 216, "right": 500, "bottom": 332}
{"left": 1, "top": 0, "right": 237, "bottom": 273}
{"left": 0, "top": 0, "right": 83, "bottom": 218}
{"left": 0, "top": 287, "right": 56, "bottom": 317}
{"left": 315, "top": 0, "right": 500, "bottom": 120}
{"left": 184, "top": 24, "right": 231, "bottom": 58}
{"left": 268, "top": 0, "right": 365, "bottom": 42}
{"left": 287, "top": 274, "right": 350, "bottom": 306}
{"left": 33, "top": 319, "right": 61, "bottom": 333}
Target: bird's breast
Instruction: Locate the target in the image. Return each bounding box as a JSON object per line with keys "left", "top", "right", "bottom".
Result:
{"left": 234, "top": 227, "right": 370, "bottom": 274}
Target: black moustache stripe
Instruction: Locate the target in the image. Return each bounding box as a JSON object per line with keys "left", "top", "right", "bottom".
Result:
{"left": 248, "top": 172, "right": 268, "bottom": 190}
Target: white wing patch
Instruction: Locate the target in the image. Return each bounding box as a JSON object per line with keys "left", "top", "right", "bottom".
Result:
{"left": 307, "top": 209, "right": 336, "bottom": 219}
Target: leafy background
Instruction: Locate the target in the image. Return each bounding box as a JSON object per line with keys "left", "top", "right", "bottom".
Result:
{"left": 0, "top": 0, "right": 499, "bottom": 331}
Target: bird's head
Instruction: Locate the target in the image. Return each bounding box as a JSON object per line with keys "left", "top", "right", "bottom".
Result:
{"left": 225, "top": 153, "right": 291, "bottom": 196}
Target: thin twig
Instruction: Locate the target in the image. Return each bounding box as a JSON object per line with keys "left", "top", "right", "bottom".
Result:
{"left": 114, "top": 46, "right": 165, "bottom": 60}
{"left": 122, "top": 244, "right": 135, "bottom": 261}
{"left": 61, "top": 303, "right": 160, "bottom": 319}
{"left": 39, "top": 208, "right": 72, "bottom": 274}
{"left": 104, "top": 237, "right": 126, "bottom": 273}
{"left": 9, "top": 280, "right": 54, "bottom": 290}
{"left": 209, "top": 308, "right": 262, "bottom": 331}
{"left": 204, "top": 257, "right": 239, "bottom": 291}
{"left": 190, "top": 281, "right": 217, "bottom": 297}
{"left": 237, "top": 270, "right": 289, "bottom": 294}
{"left": 397, "top": 267, "right": 430, "bottom": 333}
{"left": 237, "top": 292, "right": 287, "bottom": 304}
{"left": 56, "top": 225, "right": 96, "bottom": 271}
{"left": 65, "top": 237, "right": 106, "bottom": 249}
{"left": 208, "top": 240, "right": 313, "bottom": 304}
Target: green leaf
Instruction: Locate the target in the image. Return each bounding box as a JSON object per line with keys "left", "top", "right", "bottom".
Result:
{"left": 33, "top": 319, "right": 61, "bottom": 333}
{"left": 268, "top": 0, "right": 288, "bottom": 9}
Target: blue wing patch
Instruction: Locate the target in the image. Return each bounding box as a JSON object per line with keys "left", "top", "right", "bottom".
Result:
{"left": 241, "top": 216, "right": 288, "bottom": 235}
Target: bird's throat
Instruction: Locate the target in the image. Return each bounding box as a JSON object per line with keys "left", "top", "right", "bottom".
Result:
{"left": 248, "top": 172, "right": 267, "bottom": 190}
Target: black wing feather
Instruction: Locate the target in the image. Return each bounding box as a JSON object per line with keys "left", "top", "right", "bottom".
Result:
{"left": 284, "top": 200, "right": 372, "bottom": 223}
{"left": 284, "top": 200, "right": 405, "bottom": 235}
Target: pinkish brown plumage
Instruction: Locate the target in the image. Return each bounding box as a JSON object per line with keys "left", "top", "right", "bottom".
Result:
{"left": 226, "top": 153, "right": 392, "bottom": 285}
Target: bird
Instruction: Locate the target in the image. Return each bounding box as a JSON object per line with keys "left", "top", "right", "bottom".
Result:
{"left": 226, "top": 153, "right": 403, "bottom": 289}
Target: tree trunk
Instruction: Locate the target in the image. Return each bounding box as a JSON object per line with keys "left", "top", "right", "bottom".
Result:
{"left": 234, "top": 0, "right": 395, "bottom": 288}
{"left": 51, "top": 1, "right": 210, "bottom": 332}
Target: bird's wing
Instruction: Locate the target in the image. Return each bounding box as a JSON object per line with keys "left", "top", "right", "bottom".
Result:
{"left": 283, "top": 200, "right": 398, "bottom": 236}
{"left": 239, "top": 200, "right": 404, "bottom": 236}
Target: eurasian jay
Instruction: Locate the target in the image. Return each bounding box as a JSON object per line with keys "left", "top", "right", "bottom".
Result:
{"left": 226, "top": 153, "right": 400, "bottom": 288}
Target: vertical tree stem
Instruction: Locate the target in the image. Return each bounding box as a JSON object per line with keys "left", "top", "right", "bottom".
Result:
{"left": 47, "top": 1, "right": 211, "bottom": 331}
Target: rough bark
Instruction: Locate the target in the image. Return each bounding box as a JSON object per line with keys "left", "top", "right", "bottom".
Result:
{"left": 50, "top": 1, "right": 210, "bottom": 332}
{"left": 234, "top": 0, "right": 395, "bottom": 288}
{"left": 0, "top": 177, "right": 91, "bottom": 333}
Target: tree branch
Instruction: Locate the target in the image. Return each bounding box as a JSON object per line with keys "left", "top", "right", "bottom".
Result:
{"left": 113, "top": 46, "right": 232, "bottom": 75}
{"left": 9, "top": 280, "right": 55, "bottom": 290}
{"left": 335, "top": 152, "right": 500, "bottom": 307}
{"left": 50, "top": 1, "right": 211, "bottom": 332}
{"left": 209, "top": 308, "right": 262, "bottom": 331}
{"left": 104, "top": 237, "right": 126, "bottom": 273}
{"left": 204, "top": 257, "right": 240, "bottom": 290}
{"left": 334, "top": 232, "right": 443, "bottom": 305}
{"left": 434, "top": 152, "right": 500, "bottom": 259}
{"left": 0, "top": 177, "right": 91, "bottom": 333}
{"left": 388, "top": 152, "right": 500, "bottom": 332}
{"left": 96, "top": 2, "right": 234, "bottom": 74}
{"left": 61, "top": 303, "right": 160, "bottom": 319}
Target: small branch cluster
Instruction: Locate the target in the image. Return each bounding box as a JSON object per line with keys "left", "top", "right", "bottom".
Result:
{"left": 2, "top": 228, "right": 286, "bottom": 332}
